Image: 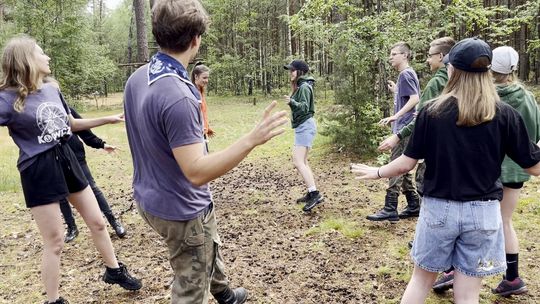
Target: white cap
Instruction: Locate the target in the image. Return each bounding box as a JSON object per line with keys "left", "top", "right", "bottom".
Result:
{"left": 491, "top": 46, "right": 519, "bottom": 74}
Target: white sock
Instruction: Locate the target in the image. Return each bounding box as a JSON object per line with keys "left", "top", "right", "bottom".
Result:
{"left": 308, "top": 186, "right": 317, "bottom": 193}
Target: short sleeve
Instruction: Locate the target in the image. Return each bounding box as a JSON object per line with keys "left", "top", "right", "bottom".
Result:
{"left": 399, "top": 70, "right": 419, "bottom": 97}
{"left": 0, "top": 97, "right": 12, "bottom": 126}
{"left": 58, "top": 92, "right": 71, "bottom": 115}
{"left": 162, "top": 97, "right": 204, "bottom": 149}
{"left": 504, "top": 106, "right": 540, "bottom": 168}
{"left": 403, "top": 107, "right": 428, "bottom": 160}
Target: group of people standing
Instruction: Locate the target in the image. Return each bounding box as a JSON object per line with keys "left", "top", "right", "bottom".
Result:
{"left": 353, "top": 36, "right": 540, "bottom": 303}
{"left": 1, "top": 0, "right": 538, "bottom": 304}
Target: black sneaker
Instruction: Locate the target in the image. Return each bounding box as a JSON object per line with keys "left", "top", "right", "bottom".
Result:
{"left": 492, "top": 276, "right": 528, "bottom": 297}
{"left": 303, "top": 191, "right": 324, "bottom": 212}
{"left": 296, "top": 192, "right": 310, "bottom": 203}
{"left": 44, "top": 297, "right": 69, "bottom": 304}
{"left": 432, "top": 271, "right": 454, "bottom": 293}
{"left": 102, "top": 262, "right": 142, "bottom": 290}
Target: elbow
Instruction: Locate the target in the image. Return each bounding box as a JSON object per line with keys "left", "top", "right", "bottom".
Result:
{"left": 185, "top": 174, "right": 207, "bottom": 187}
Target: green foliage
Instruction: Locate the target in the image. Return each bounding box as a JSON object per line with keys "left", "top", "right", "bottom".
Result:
{"left": 291, "top": 0, "right": 540, "bottom": 155}
{"left": 0, "top": 0, "right": 119, "bottom": 99}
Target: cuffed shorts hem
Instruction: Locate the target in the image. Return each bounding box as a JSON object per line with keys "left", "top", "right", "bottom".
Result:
{"left": 453, "top": 265, "right": 506, "bottom": 278}
{"left": 411, "top": 256, "right": 450, "bottom": 273}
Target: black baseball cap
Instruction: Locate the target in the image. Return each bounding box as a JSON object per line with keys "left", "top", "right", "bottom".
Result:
{"left": 284, "top": 59, "right": 309, "bottom": 72}
{"left": 448, "top": 37, "right": 492, "bottom": 73}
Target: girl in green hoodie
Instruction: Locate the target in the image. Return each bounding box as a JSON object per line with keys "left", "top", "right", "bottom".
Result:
{"left": 491, "top": 46, "right": 540, "bottom": 297}
{"left": 283, "top": 59, "right": 323, "bottom": 212}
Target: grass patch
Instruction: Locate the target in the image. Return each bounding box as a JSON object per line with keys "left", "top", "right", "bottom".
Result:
{"left": 305, "top": 217, "right": 365, "bottom": 239}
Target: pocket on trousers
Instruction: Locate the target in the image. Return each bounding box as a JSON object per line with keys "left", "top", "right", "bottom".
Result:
{"left": 184, "top": 233, "right": 205, "bottom": 247}
{"left": 471, "top": 200, "right": 501, "bottom": 234}
{"left": 421, "top": 200, "right": 449, "bottom": 228}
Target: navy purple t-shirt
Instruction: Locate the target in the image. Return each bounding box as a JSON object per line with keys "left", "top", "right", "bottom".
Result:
{"left": 124, "top": 64, "right": 212, "bottom": 221}
{"left": 392, "top": 67, "right": 420, "bottom": 134}
{"left": 0, "top": 83, "right": 71, "bottom": 171}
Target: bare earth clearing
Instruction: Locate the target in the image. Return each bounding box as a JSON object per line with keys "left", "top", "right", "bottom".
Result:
{"left": 1, "top": 95, "right": 540, "bottom": 303}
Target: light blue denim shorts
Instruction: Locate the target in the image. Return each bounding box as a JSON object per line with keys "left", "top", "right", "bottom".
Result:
{"left": 410, "top": 196, "right": 506, "bottom": 277}
{"left": 294, "top": 117, "right": 317, "bottom": 148}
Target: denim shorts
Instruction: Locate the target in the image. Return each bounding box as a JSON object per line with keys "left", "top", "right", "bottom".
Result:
{"left": 411, "top": 196, "right": 506, "bottom": 277}
{"left": 294, "top": 117, "right": 316, "bottom": 148}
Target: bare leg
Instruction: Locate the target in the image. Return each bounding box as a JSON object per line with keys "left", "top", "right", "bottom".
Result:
{"left": 501, "top": 187, "right": 520, "bottom": 254}
{"left": 292, "top": 146, "right": 315, "bottom": 188}
{"left": 401, "top": 265, "right": 438, "bottom": 304}
{"left": 69, "top": 186, "right": 119, "bottom": 268}
{"left": 453, "top": 270, "right": 482, "bottom": 304}
{"left": 31, "top": 203, "right": 64, "bottom": 303}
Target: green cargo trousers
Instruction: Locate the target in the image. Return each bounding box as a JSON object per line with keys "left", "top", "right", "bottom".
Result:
{"left": 137, "top": 203, "right": 229, "bottom": 304}
{"left": 387, "top": 137, "right": 417, "bottom": 197}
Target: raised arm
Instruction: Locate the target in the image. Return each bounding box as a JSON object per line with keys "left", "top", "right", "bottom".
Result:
{"left": 173, "top": 101, "right": 287, "bottom": 186}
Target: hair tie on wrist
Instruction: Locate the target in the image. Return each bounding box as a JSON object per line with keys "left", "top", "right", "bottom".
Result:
{"left": 377, "top": 167, "right": 383, "bottom": 178}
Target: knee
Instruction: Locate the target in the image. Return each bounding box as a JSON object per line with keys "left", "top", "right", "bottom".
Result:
{"left": 46, "top": 233, "right": 64, "bottom": 256}
{"left": 87, "top": 217, "right": 107, "bottom": 233}
{"left": 292, "top": 156, "right": 303, "bottom": 168}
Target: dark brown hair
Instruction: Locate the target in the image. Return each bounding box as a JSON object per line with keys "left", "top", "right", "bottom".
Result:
{"left": 151, "top": 0, "right": 210, "bottom": 53}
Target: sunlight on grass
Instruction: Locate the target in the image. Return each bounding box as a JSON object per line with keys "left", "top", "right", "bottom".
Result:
{"left": 305, "top": 217, "right": 365, "bottom": 239}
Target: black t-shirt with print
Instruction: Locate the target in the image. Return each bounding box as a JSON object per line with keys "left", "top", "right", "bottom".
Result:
{"left": 404, "top": 97, "right": 540, "bottom": 201}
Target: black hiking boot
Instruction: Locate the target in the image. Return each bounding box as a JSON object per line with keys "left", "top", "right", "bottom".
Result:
{"left": 399, "top": 192, "right": 420, "bottom": 219}
{"left": 106, "top": 213, "right": 126, "bottom": 238}
{"left": 296, "top": 192, "right": 310, "bottom": 203}
{"left": 213, "top": 287, "right": 248, "bottom": 304}
{"left": 367, "top": 194, "right": 399, "bottom": 222}
{"left": 44, "top": 297, "right": 69, "bottom": 304}
{"left": 64, "top": 224, "right": 79, "bottom": 243}
{"left": 102, "top": 262, "right": 142, "bottom": 290}
{"left": 303, "top": 191, "right": 324, "bottom": 212}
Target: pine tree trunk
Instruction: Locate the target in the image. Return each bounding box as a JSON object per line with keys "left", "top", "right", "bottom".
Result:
{"left": 133, "top": 0, "right": 149, "bottom": 62}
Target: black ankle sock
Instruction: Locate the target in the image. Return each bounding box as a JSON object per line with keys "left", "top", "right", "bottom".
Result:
{"left": 506, "top": 253, "right": 519, "bottom": 281}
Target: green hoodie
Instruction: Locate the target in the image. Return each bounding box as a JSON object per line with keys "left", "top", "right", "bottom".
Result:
{"left": 499, "top": 83, "right": 540, "bottom": 183}
{"left": 398, "top": 67, "right": 448, "bottom": 139}
{"left": 289, "top": 75, "right": 315, "bottom": 128}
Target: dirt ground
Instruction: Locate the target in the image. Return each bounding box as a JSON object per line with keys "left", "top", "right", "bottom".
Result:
{"left": 2, "top": 149, "right": 540, "bottom": 303}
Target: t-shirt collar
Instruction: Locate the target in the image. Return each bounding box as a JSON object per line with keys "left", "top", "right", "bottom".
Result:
{"left": 147, "top": 51, "right": 201, "bottom": 101}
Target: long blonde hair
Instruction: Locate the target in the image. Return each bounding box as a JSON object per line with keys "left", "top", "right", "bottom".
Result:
{"left": 429, "top": 66, "right": 499, "bottom": 126}
{"left": 0, "top": 36, "right": 42, "bottom": 112}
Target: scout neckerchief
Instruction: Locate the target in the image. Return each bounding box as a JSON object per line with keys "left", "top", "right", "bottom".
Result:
{"left": 147, "top": 51, "right": 201, "bottom": 101}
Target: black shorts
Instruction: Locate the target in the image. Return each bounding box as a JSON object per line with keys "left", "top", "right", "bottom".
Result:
{"left": 502, "top": 182, "right": 524, "bottom": 189}
{"left": 20, "top": 143, "right": 88, "bottom": 208}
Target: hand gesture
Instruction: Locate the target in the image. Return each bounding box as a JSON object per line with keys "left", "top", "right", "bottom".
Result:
{"left": 283, "top": 95, "right": 291, "bottom": 104}
{"left": 103, "top": 144, "right": 118, "bottom": 154}
{"left": 378, "top": 134, "right": 400, "bottom": 151}
{"left": 387, "top": 80, "right": 396, "bottom": 93}
{"left": 350, "top": 163, "right": 379, "bottom": 180}
{"left": 207, "top": 128, "right": 216, "bottom": 138}
{"left": 378, "top": 115, "right": 397, "bottom": 126}
{"left": 247, "top": 101, "right": 288, "bottom": 146}
{"left": 108, "top": 113, "right": 125, "bottom": 124}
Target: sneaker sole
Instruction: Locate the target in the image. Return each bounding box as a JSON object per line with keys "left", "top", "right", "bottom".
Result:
{"left": 398, "top": 213, "right": 419, "bottom": 219}
{"left": 103, "top": 277, "right": 142, "bottom": 291}
{"left": 303, "top": 197, "right": 324, "bottom": 212}
{"left": 366, "top": 216, "right": 400, "bottom": 222}
{"left": 494, "top": 286, "right": 528, "bottom": 297}
{"left": 432, "top": 280, "right": 454, "bottom": 293}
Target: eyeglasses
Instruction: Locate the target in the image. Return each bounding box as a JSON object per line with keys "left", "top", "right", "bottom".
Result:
{"left": 428, "top": 52, "right": 442, "bottom": 58}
